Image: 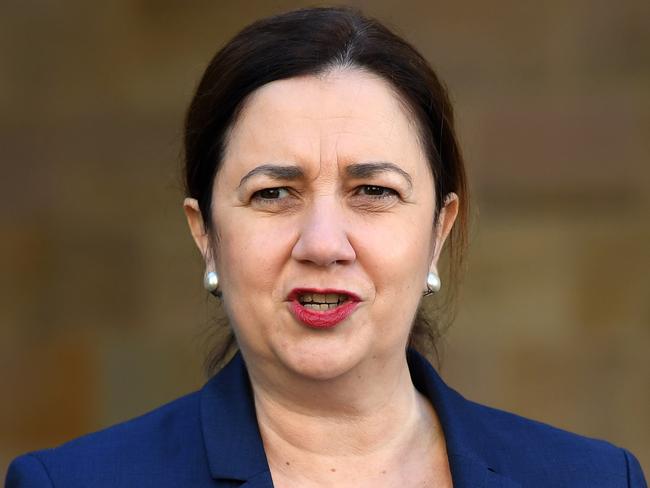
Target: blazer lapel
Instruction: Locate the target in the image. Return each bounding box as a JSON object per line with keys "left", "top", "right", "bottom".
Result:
{"left": 408, "top": 350, "right": 522, "bottom": 488}
{"left": 238, "top": 470, "right": 275, "bottom": 488}
{"left": 449, "top": 453, "right": 521, "bottom": 488}
{"left": 200, "top": 352, "right": 274, "bottom": 486}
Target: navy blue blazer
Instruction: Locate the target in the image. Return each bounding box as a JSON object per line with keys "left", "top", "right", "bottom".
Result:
{"left": 6, "top": 350, "right": 647, "bottom": 487}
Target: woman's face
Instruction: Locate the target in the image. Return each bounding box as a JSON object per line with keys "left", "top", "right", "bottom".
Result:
{"left": 186, "top": 69, "right": 457, "bottom": 380}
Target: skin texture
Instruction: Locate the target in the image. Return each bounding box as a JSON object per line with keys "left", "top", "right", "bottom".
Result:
{"left": 185, "top": 69, "right": 458, "bottom": 487}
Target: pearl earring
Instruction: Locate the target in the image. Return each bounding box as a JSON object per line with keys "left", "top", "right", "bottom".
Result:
{"left": 203, "top": 270, "right": 220, "bottom": 296}
{"left": 425, "top": 271, "right": 441, "bottom": 295}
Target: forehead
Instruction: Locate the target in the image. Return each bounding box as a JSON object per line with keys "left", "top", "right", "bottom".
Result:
{"left": 221, "top": 69, "right": 429, "bottom": 178}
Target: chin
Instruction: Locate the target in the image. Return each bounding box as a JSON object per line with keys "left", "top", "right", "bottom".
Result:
{"left": 272, "top": 336, "right": 369, "bottom": 381}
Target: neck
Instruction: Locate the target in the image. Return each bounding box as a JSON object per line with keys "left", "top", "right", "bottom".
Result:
{"left": 247, "top": 349, "right": 437, "bottom": 458}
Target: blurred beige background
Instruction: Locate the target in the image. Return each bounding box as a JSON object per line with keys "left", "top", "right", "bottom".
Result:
{"left": 1, "top": 0, "right": 648, "bottom": 478}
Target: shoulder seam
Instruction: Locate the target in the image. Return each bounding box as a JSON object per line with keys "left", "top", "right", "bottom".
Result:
{"left": 26, "top": 453, "right": 56, "bottom": 488}
{"left": 624, "top": 447, "right": 634, "bottom": 488}
{"left": 621, "top": 447, "right": 649, "bottom": 488}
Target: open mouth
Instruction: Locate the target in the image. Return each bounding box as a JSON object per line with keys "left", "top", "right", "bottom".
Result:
{"left": 287, "top": 288, "right": 360, "bottom": 328}
{"left": 297, "top": 292, "right": 350, "bottom": 311}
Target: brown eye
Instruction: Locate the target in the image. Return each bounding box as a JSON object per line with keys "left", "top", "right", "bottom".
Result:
{"left": 357, "top": 185, "right": 398, "bottom": 198}
{"left": 253, "top": 187, "right": 290, "bottom": 200}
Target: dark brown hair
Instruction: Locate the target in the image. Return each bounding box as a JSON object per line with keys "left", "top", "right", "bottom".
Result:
{"left": 183, "top": 7, "right": 468, "bottom": 374}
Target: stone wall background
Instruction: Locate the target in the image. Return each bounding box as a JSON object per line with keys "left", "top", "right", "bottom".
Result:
{"left": 1, "top": 0, "right": 648, "bottom": 477}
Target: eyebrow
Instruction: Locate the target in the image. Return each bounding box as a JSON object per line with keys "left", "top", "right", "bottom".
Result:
{"left": 346, "top": 162, "right": 413, "bottom": 190}
{"left": 238, "top": 164, "right": 305, "bottom": 189}
{"left": 237, "top": 161, "right": 413, "bottom": 190}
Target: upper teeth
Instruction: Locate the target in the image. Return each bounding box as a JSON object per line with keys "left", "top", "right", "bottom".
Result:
{"left": 299, "top": 293, "right": 347, "bottom": 304}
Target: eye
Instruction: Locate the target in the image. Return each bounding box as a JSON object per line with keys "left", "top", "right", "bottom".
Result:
{"left": 252, "top": 187, "right": 291, "bottom": 201}
{"left": 355, "top": 185, "right": 398, "bottom": 199}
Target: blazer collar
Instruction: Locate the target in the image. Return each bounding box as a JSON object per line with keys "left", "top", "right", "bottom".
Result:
{"left": 201, "top": 350, "right": 521, "bottom": 487}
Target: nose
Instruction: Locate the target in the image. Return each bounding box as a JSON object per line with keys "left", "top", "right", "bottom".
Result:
{"left": 291, "top": 196, "right": 356, "bottom": 267}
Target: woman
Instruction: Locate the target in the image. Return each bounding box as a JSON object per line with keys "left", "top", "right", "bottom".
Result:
{"left": 6, "top": 7, "right": 646, "bottom": 488}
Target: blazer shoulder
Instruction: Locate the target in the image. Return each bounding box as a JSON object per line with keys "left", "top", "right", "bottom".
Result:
{"left": 460, "top": 397, "right": 647, "bottom": 486}
{"left": 6, "top": 454, "right": 54, "bottom": 488}
{"left": 6, "top": 390, "right": 210, "bottom": 488}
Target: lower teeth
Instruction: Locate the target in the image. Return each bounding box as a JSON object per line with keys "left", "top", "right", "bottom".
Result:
{"left": 302, "top": 303, "right": 340, "bottom": 311}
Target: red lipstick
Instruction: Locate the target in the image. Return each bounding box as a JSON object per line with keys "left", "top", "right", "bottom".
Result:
{"left": 287, "top": 288, "right": 360, "bottom": 329}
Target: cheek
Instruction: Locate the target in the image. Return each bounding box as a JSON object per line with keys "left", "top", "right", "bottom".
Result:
{"left": 352, "top": 211, "right": 432, "bottom": 287}
{"left": 215, "top": 212, "right": 296, "bottom": 300}
{"left": 349, "top": 214, "right": 431, "bottom": 347}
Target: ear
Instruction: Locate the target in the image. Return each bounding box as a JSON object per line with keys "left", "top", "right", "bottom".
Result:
{"left": 183, "top": 197, "right": 212, "bottom": 265}
{"left": 429, "top": 193, "right": 459, "bottom": 274}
